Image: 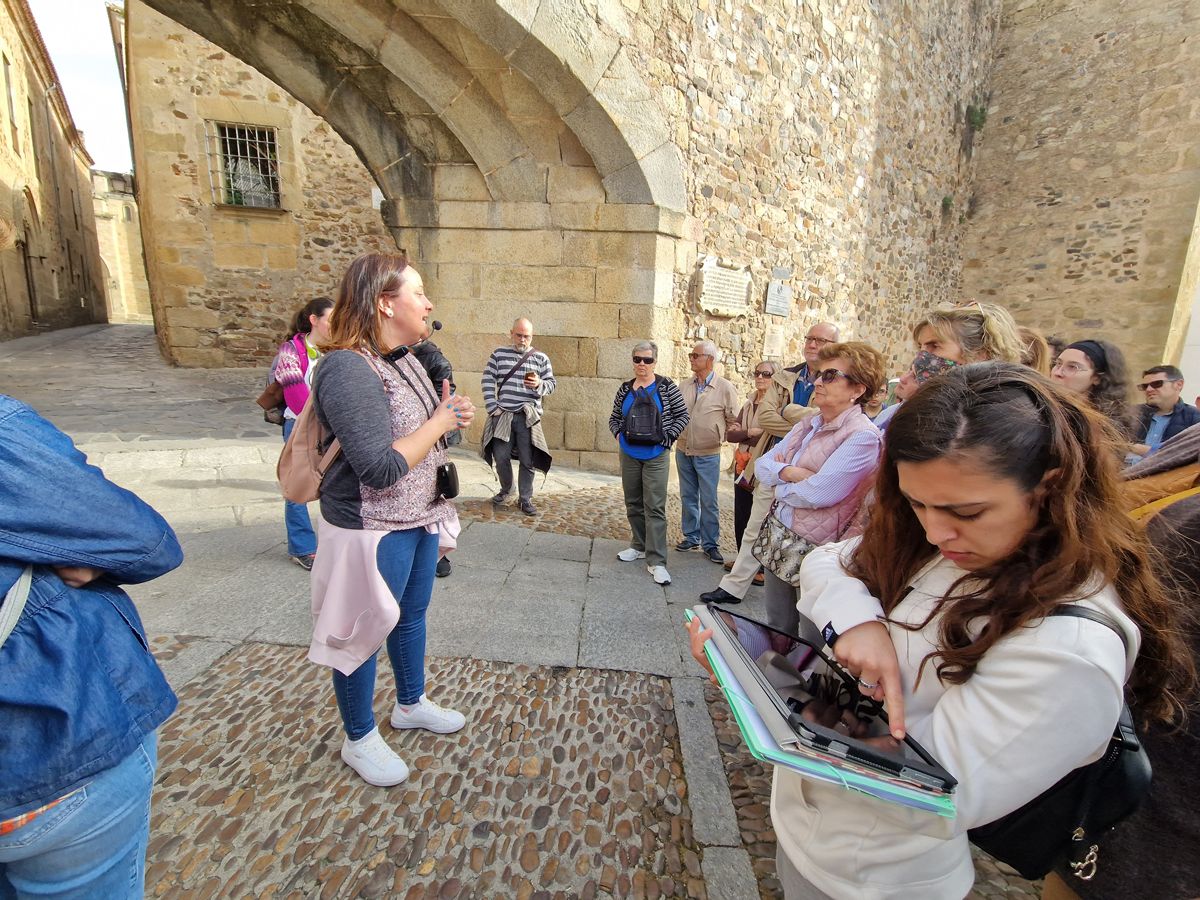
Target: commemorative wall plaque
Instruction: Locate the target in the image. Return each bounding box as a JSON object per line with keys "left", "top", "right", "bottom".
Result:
{"left": 764, "top": 279, "right": 792, "bottom": 316}
{"left": 696, "top": 256, "right": 752, "bottom": 317}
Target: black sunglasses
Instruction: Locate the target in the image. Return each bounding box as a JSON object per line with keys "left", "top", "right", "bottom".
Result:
{"left": 1137, "top": 378, "right": 1168, "bottom": 391}
{"left": 753, "top": 369, "right": 775, "bottom": 377}
{"left": 632, "top": 355, "right": 656, "bottom": 364}
{"left": 815, "top": 368, "right": 857, "bottom": 385}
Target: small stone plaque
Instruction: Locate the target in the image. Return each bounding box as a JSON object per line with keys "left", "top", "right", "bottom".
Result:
{"left": 696, "top": 256, "right": 752, "bottom": 317}
{"left": 763, "top": 324, "right": 785, "bottom": 359}
{"left": 764, "top": 279, "right": 792, "bottom": 316}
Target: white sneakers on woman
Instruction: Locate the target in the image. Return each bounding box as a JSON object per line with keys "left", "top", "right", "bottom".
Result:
{"left": 648, "top": 564, "right": 672, "bottom": 585}
{"left": 340, "top": 727, "right": 410, "bottom": 786}
{"left": 341, "top": 695, "right": 466, "bottom": 786}
{"left": 617, "top": 548, "right": 646, "bottom": 561}
{"left": 390, "top": 694, "right": 467, "bottom": 734}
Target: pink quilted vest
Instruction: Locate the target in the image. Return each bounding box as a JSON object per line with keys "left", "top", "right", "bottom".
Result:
{"left": 771, "top": 405, "right": 881, "bottom": 544}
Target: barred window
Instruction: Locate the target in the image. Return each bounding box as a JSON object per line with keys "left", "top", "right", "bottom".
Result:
{"left": 205, "top": 121, "right": 281, "bottom": 209}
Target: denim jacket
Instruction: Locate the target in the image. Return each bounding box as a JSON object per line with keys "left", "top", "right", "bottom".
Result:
{"left": 0, "top": 396, "right": 182, "bottom": 818}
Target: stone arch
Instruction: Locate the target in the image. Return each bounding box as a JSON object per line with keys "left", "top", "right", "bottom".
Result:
{"left": 139, "top": 0, "right": 686, "bottom": 213}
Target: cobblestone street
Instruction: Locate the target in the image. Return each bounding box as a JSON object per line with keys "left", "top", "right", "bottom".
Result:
{"left": 1, "top": 326, "right": 1039, "bottom": 898}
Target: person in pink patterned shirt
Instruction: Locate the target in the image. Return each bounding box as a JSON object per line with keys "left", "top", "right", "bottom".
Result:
{"left": 275, "top": 297, "right": 333, "bottom": 569}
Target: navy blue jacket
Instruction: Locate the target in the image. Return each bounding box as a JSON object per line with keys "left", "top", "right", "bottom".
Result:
{"left": 0, "top": 396, "right": 182, "bottom": 817}
{"left": 1134, "top": 400, "right": 1200, "bottom": 447}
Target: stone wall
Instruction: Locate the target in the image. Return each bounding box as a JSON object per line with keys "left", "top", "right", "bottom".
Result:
{"left": 124, "top": 0, "right": 395, "bottom": 367}
{"left": 614, "top": 0, "right": 1001, "bottom": 377}
{"left": 0, "top": 0, "right": 106, "bottom": 339}
{"left": 960, "top": 0, "right": 1200, "bottom": 377}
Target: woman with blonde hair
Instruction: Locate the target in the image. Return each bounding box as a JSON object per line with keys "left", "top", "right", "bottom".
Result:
{"left": 1018, "top": 325, "right": 1052, "bottom": 376}
{"left": 912, "top": 302, "right": 1024, "bottom": 365}
{"left": 308, "top": 252, "right": 475, "bottom": 786}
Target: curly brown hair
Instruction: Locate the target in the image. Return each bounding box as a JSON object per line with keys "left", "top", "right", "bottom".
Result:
{"left": 847, "top": 362, "right": 1194, "bottom": 724}
{"left": 815, "top": 341, "right": 885, "bottom": 408}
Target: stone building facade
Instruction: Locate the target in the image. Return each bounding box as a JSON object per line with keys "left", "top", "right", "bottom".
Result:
{"left": 960, "top": 0, "right": 1200, "bottom": 378}
{"left": 92, "top": 169, "right": 152, "bottom": 324}
{"left": 0, "top": 0, "right": 105, "bottom": 339}
{"left": 136, "top": 0, "right": 1006, "bottom": 471}
{"left": 120, "top": 0, "right": 395, "bottom": 368}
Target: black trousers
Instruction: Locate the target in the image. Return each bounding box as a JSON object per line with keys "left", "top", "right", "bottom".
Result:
{"left": 733, "top": 482, "right": 754, "bottom": 549}
{"left": 492, "top": 411, "right": 535, "bottom": 501}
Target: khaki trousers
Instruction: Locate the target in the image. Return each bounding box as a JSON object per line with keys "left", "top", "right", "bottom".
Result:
{"left": 718, "top": 479, "right": 774, "bottom": 598}
{"left": 619, "top": 449, "right": 670, "bottom": 567}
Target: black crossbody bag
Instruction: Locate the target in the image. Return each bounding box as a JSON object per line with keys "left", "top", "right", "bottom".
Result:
{"left": 968, "top": 606, "right": 1151, "bottom": 882}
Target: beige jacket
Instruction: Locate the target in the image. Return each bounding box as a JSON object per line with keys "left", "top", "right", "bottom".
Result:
{"left": 755, "top": 364, "right": 818, "bottom": 440}
{"left": 676, "top": 373, "right": 739, "bottom": 456}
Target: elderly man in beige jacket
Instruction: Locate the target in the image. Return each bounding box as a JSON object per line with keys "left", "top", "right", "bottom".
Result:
{"left": 674, "top": 340, "right": 740, "bottom": 564}
{"left": 700, "top": 321, "right": 840, "bottom": 604}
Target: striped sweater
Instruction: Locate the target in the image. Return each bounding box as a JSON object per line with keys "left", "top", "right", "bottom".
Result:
{"left": 481, "top": 345, "right": 556, "bottom": 414}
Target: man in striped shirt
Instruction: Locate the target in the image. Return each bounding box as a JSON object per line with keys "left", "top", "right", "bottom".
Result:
{"left": 481, "top": 318, "right": 556, "bottom": 515}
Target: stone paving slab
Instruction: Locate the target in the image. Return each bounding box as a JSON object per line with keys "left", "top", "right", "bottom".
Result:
{"left": 148, "top": 644, "right": 709, "bottom": 899}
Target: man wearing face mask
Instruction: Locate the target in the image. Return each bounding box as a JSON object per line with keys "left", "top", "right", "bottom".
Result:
{"left": 700, "top": 322, "right": 840, "bottom": 606}
{"left": 480, "top": 318, "right": 556, "bottom": 516}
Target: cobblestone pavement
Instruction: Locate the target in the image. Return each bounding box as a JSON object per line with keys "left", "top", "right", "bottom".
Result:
{"left": 3, "top": 325, "right": 1040, "bottom": 899}
{"left": 148, "top": 644, "right": 702, "bottom": 899}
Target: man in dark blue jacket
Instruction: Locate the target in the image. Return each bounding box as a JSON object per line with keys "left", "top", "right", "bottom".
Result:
{"left": 1132, "top": 364, "right": 1200, "bottom": 457}
{"left": 0, "top": 395, "right": 182, "bottom": 898}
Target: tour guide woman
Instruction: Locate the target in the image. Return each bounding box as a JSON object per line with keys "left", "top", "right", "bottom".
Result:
{"left": 309, "top": 252, "right": 475, "bottom": 787}
{"left": 689, "top": 363, "right": 1194, "bottom": 899}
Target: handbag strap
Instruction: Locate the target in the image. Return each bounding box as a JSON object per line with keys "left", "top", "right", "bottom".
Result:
{"left": 0, "top": 566, "right": 33, "bottom": 650}
{"left": 1047, "top": 606, "right": 1128, "bottom": 657}
{"left": 498, "top": 349, "right": 536, "bottom": 390}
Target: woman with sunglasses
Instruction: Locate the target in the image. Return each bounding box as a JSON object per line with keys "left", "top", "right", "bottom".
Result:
{"left": 751, "top": 342, "right": 885, "bottom": 638}
{"left": 609, "top": 342, "right": 689, "bottom": 585}
{"left": 1049, "top": 339, "right": 1135, "bottom": 440}
{"left": 724, "top": 361, "right": 778, "bottom": 568}
{"left": 692, "top": 363, "right": 1194, "bottom": 898}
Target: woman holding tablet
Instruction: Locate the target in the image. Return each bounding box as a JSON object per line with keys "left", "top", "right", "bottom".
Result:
{"left": 689, "top": 363, "right": 1193, "bottom": 898}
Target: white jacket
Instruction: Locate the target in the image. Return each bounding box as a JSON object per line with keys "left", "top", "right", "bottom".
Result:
{"left": 773, "top": 538, "right": 1138, "bottom": 900}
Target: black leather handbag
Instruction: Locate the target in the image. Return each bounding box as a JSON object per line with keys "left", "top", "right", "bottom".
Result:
{"left": 968, "top": 606, "right": 1152, "bottom": 882}
{"left": 436, "top": 461, "right": 459, "bottom": 500}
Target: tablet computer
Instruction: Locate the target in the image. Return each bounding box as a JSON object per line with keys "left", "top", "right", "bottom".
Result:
{"left": 702, "top": 603, "right": 957, "bottom": 793}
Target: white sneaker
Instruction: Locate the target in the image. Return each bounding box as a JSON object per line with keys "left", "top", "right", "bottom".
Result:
{"left": 390, "top": 694, "right": 466, "bottom": 734}
{"left": 340, "top": 727, "right": 409, "bottom": 786}
{"left": 648, "top": 564, "right": 672, "bottom": 585}
{"left": 617, "top": 548, "right": 646, "bottom": 561}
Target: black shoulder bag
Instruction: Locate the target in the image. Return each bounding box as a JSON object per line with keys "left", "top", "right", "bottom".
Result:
{"left": 967, "top": 606, "right": 1151, "bottom": 882}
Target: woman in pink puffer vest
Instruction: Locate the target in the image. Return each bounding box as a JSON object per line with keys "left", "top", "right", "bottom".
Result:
{"left": 753, "top": 341, "right": 885, "bottom": 639}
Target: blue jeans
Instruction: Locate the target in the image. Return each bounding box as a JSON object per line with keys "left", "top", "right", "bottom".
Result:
{"left": 0, "top": 733, "right": 158, "bottom": 900}
{"left": 282, "top": 418, "right": 317, "bottom": 556}
{"left": 676, "top": 451, "right": 722, "bottom": 551}
{"left": 333, "top": 527, "right": 438, "bottom": 739}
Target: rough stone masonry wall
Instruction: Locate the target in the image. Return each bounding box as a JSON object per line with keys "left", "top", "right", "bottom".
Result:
{"left": 127, "top": 0, "right": 394, "bottom": 367}
{"left": 615, "top": 0, "right": 1002, "bottom": 378}
{"left": 960, "top": 0, "right": 1200, "bottom": 377}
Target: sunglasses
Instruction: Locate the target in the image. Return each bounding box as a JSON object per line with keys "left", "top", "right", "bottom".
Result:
{"left": 753, "top": 369, "right": 775, "bottom": 377}
{"left": 632, "top": 355, "right": 656, "bottom": 364}
{"left": 1137, "top": 378, "right": 1168, "bottom": 391}
{"left": 815, "top": 368, "right": 856, "bottom": 385}
{"left": 687, "top": 352, "right": 712, "bottom": 359}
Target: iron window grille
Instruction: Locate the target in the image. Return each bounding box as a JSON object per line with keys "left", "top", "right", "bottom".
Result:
{"left": 205, "top": 121, "right": 281, "bottom": 209}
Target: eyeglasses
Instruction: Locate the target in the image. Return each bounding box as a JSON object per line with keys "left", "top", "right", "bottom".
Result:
{"left": 687, "top": 352, "right": 712, "bottom": 359}
{"left": 1137, "top": 378, "right": 1168, "bottom": 391}
{"left": 1052, "top": 361, "right": 1092, "bottom": 376}
{"left": 804, "top": 335, "right": 834, "bottom": 346}
{"left": 753, "top": 369, "right": 774, "bottom": 377}
{"left": 632, "top": 356, "right": 656, "bottom": 365}
{"left": 815, "top": 368, "right": 858, "bottom": 385}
